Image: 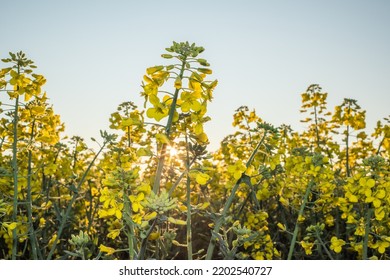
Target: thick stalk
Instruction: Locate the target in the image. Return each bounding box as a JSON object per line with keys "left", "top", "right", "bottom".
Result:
{"left": 376, "top": 136, "right": 385, "bottom": 155}
{"left": 345, "top": 125, "right": 350, "bottom": 177}
{"left": 362, "top": 207, "right": 373, "bottom": 260}
{"left": 315, "top": 229, "right": 334, "bottom": 260}
{"left": 168, "top": 156, "right": 197, "bottom": 197}
{"left": 11, "top": 93, "right": 20, "bottom": 260}
{"left": 123, "top": 193, "right": 136, "bottom": 259}
{"left": 206, "top": 132, "right": 267, "bottom": 260}
{"left": 185, "top": 133, "right": 192, "bottom": 260}
{"left": 127, "top": 126, "right": 131, "bottom": 148}
{"left": 287, "top": 180, "right": 314, "bottom": 260}
{"left": 152, "top": 58, "right": 187, "bottom": 194}
{"left": 26, "top": 120, "right": 39, "bottom": 259}
{"left": 138, "top": 220, "right": 157, "bottom": 260}
{"left": 185, "top": 174, "right": 193, "bottom": 259}
{"left": 47, "top": 142, "right": 107, "bottom": 259}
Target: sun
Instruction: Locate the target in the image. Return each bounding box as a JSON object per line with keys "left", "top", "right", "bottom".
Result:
{"left": 168, "top": 146, "right": 178, "bottom": 157}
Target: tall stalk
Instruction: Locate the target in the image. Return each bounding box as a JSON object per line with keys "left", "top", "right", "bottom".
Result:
{"left": 287, "top": 180, "right": 314, "bottom": 260}
{"left": 152, "top": 58, "right": 187, "bottom": 194}
{"left": 11, "top": 61, "right": 21, "bottom": 259}
{"left": 11, "top": 93, "right": 19, "bottom": 260}
{"left": 345, "top": 124, "right": 350, "bottom": 177}
{"left": 184, "top": 132, "right": 193, "bottom": 259}
{"left": 123, "top": 194, "right": 136, "bottom": 259}
{"left": 26, "top": 119, "right": 39, "bottom": 259}
{"left": 362, "top": 207, "right": 373, "bottom": 260}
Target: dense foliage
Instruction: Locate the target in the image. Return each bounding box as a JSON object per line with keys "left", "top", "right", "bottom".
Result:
{"left": 0, "top": 43, "right": 389, "bottom": 260}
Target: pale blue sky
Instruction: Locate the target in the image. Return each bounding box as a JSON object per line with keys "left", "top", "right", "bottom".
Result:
{"left": 1, "top": 0, "right": 389, "bottom": 151}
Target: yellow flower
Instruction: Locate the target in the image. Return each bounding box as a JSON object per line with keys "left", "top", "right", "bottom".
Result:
{"left": 227, "top": 160, "right": 247, "bottom": 180}
{"left": 146, "top": 65, "right": 164, "bottom": 75}
{"left": 300, "top": 240, "right": 314, "bottom": 255}
{"left": 107, "top": 229, "right": 121, "bottom": 240}
{"left": 144, "top": 211, "right": 157, "bottom": 221}
{"left": 196, "top": 172, "right": 210, "bottom": 185}
{"left": 325, "top": 214, "right": 334, "bottom": 227}
{"left": 375, "top": 207, "right": 385, "bottom": 221}
{"left": 3, "top": 222, "right": 18, "bottom": 236}
{"left": 180, "top": 91, "right": 201, "bottom": 112}
{"left": 138, "top": 183, "right": 151, "bottom": 195}
{"left": 129, "top": 193, "right": 145, "bottom": 212}
{"left": 168, "top": 217, "right": 187, "bottom": 226}
{"left": 277, "top": 223, "right": 286, "bottom": 231}
{"left": 148, "top": 232, "right": 160, "bottom": 241}
{"left": 99, "top": 244, "right": 116, "bottom": 255}
{"left": 297, "top": 215, "right": 305, "bottom": 223}
{"left": 377, "top": 241, "right": 390, "bottom": 254}
{"left": 146, "top": 101, "right": 169, "bottom": 121}
{"left": 155, "top": 133, "right": 170, "bottom": 144}
{"left": 31, "top": 105, "right": 45, "bottom": 115}
{"left": 48, "top": 234, "right": 59, "bottom": 249}
{"left": 330, "top": 237, "right": 345, "bottom": 253}
{"left": 39, "top": 218, "right": 46, "bottom": 228}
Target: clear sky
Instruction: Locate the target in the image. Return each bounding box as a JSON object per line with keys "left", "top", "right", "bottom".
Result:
{"left": 1, "top": 0, "right": 389, "bottom": 151}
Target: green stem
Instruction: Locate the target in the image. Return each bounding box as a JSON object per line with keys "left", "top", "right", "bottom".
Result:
{"left": 206, "top": 132, "right": 267, "bottom": 260}
{"left": 186, "top": 173, "right": 193, "bottom": 260}
{"left": 123, "top": 193, "right": 136, "bottom": 260}
{"left": 46, "top": 142, "right": 107, "bottom": 260}
{"left": 362, "top": 207, "right": 373, "bottom": 260}
{"left": 287, "top": 180, "right": 314, "bottom": 260}
{"left": 26, "top": 120, "right": 39, "bottom": 259}
{"left": 11, "top": 94, "right": 19, "bottom": 260}
{"left": 168, "top": 156, "right": 197, "bottom": 197}
{"left": 152, "top": 58, "right": 187, "bottom": 194}
{"left": 139, "top": 220, "right": 157, "bottom": 260}
{"left": 127, "top": 126, "right": 131, "bottom": 148}
{"left": 345, "top": 125, "right": 350, "bottom": 177}
{"left": 315, "top": 229, "right": 334, "bottom": 260}
{"left": 185, "top": 132, "right": 192, "bottom": 260}
{"left": 376, "top": 136, "right": 385, "bottom": 155}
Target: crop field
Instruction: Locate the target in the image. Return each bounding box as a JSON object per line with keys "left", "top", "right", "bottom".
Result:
{"left": 0, "top": 43, "right": 389, "bottom": 260}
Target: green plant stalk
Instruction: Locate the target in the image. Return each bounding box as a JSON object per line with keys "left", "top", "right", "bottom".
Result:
{"left": 47, "top": 142, "right": 107, "bottom": 260}
{"left": 0, "top": 137, "right": 5, "bottom": 151}
{"left": 26, "top": 120, "right": 39, "bottom": 259}
{"left": 152, "top": 58, "right": 187, "bottom": 194}
{"left": 185, "top": 132, "right": 192, "bottom": 260}
{"left": 168, "top": 156, "right": 197, "bottom": 197}
{"left": 206, "top": 132, "right": 267, "bottom": 260}
{"left": 345, "top": 124, "right": 350, "bottom": 177}
{"left": 287, "top": 180, "right": 314, "bottom": 260}
{"left": 139, "top": 219, "right": 157, "bottom": 260}
{"left": 185, "top": 174, "right": 193, "bottom": 260}
{"left": 376, "top": 136, "right": 385, "bottom": 155}
{"left": 123, "top": 193, "right": 136, "bottom": 260}
{"left": 11, "top": 94, "right": 19, "bottom": 260}
{"left": 315, "top": 228, "right": 334, "bottom": 260}
{"left": 334, "top": 207, "right": 341, "bottom": 260}
{"left": 127, "top": 126, "right": 131, "bottom": 148}
{"left": 362, "top": 207, "right": 373, "bottom": 260}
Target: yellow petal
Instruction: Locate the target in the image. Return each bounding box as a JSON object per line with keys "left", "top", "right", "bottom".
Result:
{"left": 99, "top": 244, "right": 116, "bottom": 255}
{"left": 168, "top": 217, "right": 187, "bottom": 226}
{"left": 144, "top": 211, "right": 157, "bottom": 221}
{"left": 196, "top": 173, "right": 210, "bottom": 185}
